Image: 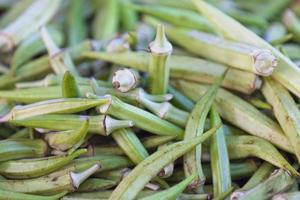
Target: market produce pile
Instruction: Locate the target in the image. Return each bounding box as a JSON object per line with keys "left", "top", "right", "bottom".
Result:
{"left": 0, "top": 0, "right": 300, "bottom": 199}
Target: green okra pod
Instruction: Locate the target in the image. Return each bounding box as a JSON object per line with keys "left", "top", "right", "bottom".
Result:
{"left": 83, "top": 51, "right": 261, "bottom": 94}
{"left": 140, "top": 174, "right": 196, "bottom": 200}
{"left": 61, "top": 71, "right": 81, "bottom": 98}
{"left": 172, "top": 80, "right": 293, "bottom": 153}
{"left": 10, "top": 114, "right": 133, "bottom": 136}
{"left": 231, "top": 169, "right": 295, "bottom": 200}
{"left": 0, "top": 0, "right": 61, "bottom": 52}
{"left": 183, "top": 74, "right": 224, "bottom": 190}
{"left": 45, "top": 120, "right": 89, "bottom": 151}
{"left": 94, "top": 94, "right": 184, "bottom": 137}
{"left": 262, "top": 77, "right": 300, "bottom": 164}
{"left": 0, "top": 164, "right": 100, "bottom": 195}
{"left": 0, "top": 190, "right": 67, "bottom": 200}
{"left": 257, "top": 0, "right": 291, "bottom": 21}
{"left": 108, "top": 126, "right": 219, "bottom": 200}
{"left": 242, "top": 162, "right": 275, "bottom": 190}
{"left": 148, "top": 24, "right": 172, "bottom": 94}
{"left": 2, "top": 97, "right": 108, "bottom": 121}
{"left": 120, "top": 0, "right": 138, "bottom": 31}
{"left": 209, "top": 105, "right": 231, "bottom": 197}
{"left": 166, "top": 27, "right": 277, "bottom": 76}
{"left": 77, "top": 178, "right": 117, "bottom": 192}
{"left": 192, "top": 0, "right": 300, "bottom": 98}
{"left": 283, "top": 9, "right": 300, "bottom": 43}
{"left": 0, "top": 138, "right": 47, "bottom": 162}
{"left": 226, "top": 135, "right": 298, "bottom": 176}
{"left": 67, "top": 0, "right": 87, "bottom": 46}
{"left": 0, "top": 149, "right": 86, "bottom": 179}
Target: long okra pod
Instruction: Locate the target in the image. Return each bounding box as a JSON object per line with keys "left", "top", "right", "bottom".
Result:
{"left": 108, "top": 126, "right": 219, "bottom": 200}
{"left": 183, "top": 74, "right": 224, "bottom": 191}
{"left": 262, "top": 77, "right": 300, "bottom": 163}
{"left": 210, "top": 105, "right": 231, "bottom": 197}
{"left": 0, "top": 149, "right": 86, "bottom": 179}
{"left": 192, "top": 0, "right": 300, "bottom": 98}
{"left": 172, "top": 80, "right": 293, "bottom": 153}
{"left": 83, "top": 51, "right": 261, "bottom": 94}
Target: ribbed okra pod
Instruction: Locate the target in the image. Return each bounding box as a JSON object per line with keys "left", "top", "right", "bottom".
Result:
{"left": 10, "top": 114, "right": 133, "bottom": 136}
{"left": 0, "top": 149, "right": 86, "bottom": 179}
{"left": 0, "top": 0, "right": 61, "bottom": 52}
{"left": 210, "top": 105, "right": 231, "bottom": 197}
{"left": 83, "top": 51, "right": 261, "bottom": 94}
{"left": 0, "top": 138, "right": 47, "bottom": 162}
{"left": 183, "top": 74, "right": 223, "bottom": 191}
{"left": 0, "top": 164, "right": 99, "bottom": 195}
{"left": 148, "top": 24, "right": 172, "bottom": 94}
{"left": 166, "top": 27, "right": 277, "bottom": 76}
{"left": 192, "top": 0, "right": 300, "bottom": 98}
{"left": 172, "top": 80, "right": 293, "bottom": 153}
{"left": 262, "top": 77, "right": 300, "bottom": 163}
{"left": 108, "top": 126, "right": 218, "bottom": 200}
{"left": 231, "top": 169, "right": 295, "bottom": 200}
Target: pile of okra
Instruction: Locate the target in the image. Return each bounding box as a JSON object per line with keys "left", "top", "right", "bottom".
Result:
{"left": 2, "top": 0, "right": 300, "bottom": 199}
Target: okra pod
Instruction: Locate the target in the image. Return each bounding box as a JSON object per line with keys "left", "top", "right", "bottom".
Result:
{"left": 112, "top": 68, "right": 140, "bottom": 93}
{"left": 120, "top": 0, "right": 138, "bottom": 31}
{"left": 283, "top": 9, "right": 300, "bottom": 43}
{"left": 264, "top": 22, "right": 287, "bottom": 44}
{"left": 0, "top": 190, "right": 67, "bottom": 200}
{"left": 77, "top": 178, "right": 117, "bottom": 192}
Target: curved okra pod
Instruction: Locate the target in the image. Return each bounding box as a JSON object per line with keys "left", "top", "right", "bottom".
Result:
{"left": 40, "top": 26, "right": 78, "bottom": 76}
{"left": 112, "top": 68, "right": 140, "bottom": 92}
{"left": 77, "top": 178, "right": 117, "bottom": 192}
{"left": 226, "top": 135, "right": 298, "bottom": 176}
{"left": 93, "top": 94, "right": 184, "bottom": 137}
{"left": 131, "top": 4, "right": 213, "bottom": 33}
{"left": 183, "top": 74, "right": 224, "bottom": 191}
{"left": 0, "top": 164, "right": 100, "bottom": 195}
{"left": 148, "top": 24, "right": 172, "bottom": 94}
{"left": 0, "top": 149, "right": 86, "bottom": 179}
{"left": 0, "top": 138, "right": 47, "bottom": 162}
{"left": 140, "top": 174, "right": 196, "bottom": 200}
{"left": 10, "top": 114, "right": 133, "bottom": 136}
{"left": 45, "top": 120, "right": 89, "bottom": 151}
{"left": 242, "top": 162, "right": 275, "bottom": 190}
{"left": 0, "top": 190, "right": 67, "bottom": 200}
{"left": 210, "top": 105, "right": 231, "bottom": 197}
{"left": 273, "top": 191, "right": 300, "bottom": 200}
{"left": 172, "top": 80, "right": 293, "bottom": 153}
{"left": 2, "top": 97, "right": 108, "bottom": 121}
{"left": 82, "top": 51, "right": 261, "bottom": 94}
{"left": 262, "top": 77, "right": 300, "bottom": 164}
{"left": 0, "top": 0, "right": 61, "bottom": 52}
{"left": 62, "top": 71, "right": 81, "bottom": 98}
{"left": 166, "top": 27, "right": 277, "bottom": 76}
{"left": 231, "top": 169, "right": 295, "bottom": 200}
{"left": 108, "top": 126, "right": 219, "bottom": 200}
{"left": 191, "top": 0, "right": 300, "bottom": 98}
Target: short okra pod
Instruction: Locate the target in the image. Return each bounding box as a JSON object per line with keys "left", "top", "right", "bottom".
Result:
{"left": 0, "top": 149, "right": 86, "bottom": 179}
{"left": 0, "top": 138, "right": 47, "bottom": 162}
{"left": 242, "top": 162, "right": 275, "bottom": 190}
{"left": 0, "top": 0, "right": 61, "bottom": 52}
{"left": 108, "top": 125, "right": 219, "bottom": 200}
{"left": 140, "top": 174, "right": 196, "bottom": 200}
{"left": 172, "top": 80, "right": 293, "bottom": 153}
{"left": 148, "top": 24, "right": 172, "bottom": 94}
{"left": 10, "top": 114, "right": 133, "bottom": 136}
{"left": 112, "top": 68, "right": 140, "bottom": 92}
{"left": 0, "top": 164, "right": 100, "bottom": 195}
{"left": 226, "top": 135, "right": 298, "bottom": 176}
{"left": 210, "top": 105, "right": 231, "bottom": 197}
{"left": 45, "top": 120, "right": 89, "bottom": 151}
{"left": 40, "top": 26, "right": 78, "bottom": 76}
{"left": 91, "top": 94, "right": 184, "bottom": 137}
{"left": 262, "top": 77, "right": 300, "bottom": 164}
{"left": 2, "top": 97, "right": 108, "bottom": 121}
{"left": 183, "top": 74, "right": 224, "bottom": 191}
{"left": 192, "top": 0, "right": 300, "bottom": 98}
{"left": 231, "top": 169, "right": 295, "bottom": 200}
{"left": 166, "top": 27, "right": 277, "bottom": 76}
{"left": 83, "top": 51, "right": 261, "bottom": 94}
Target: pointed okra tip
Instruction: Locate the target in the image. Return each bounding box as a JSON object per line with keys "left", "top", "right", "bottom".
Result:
{"left": 149, "top": 24, "right": 172, "bottom": 54}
